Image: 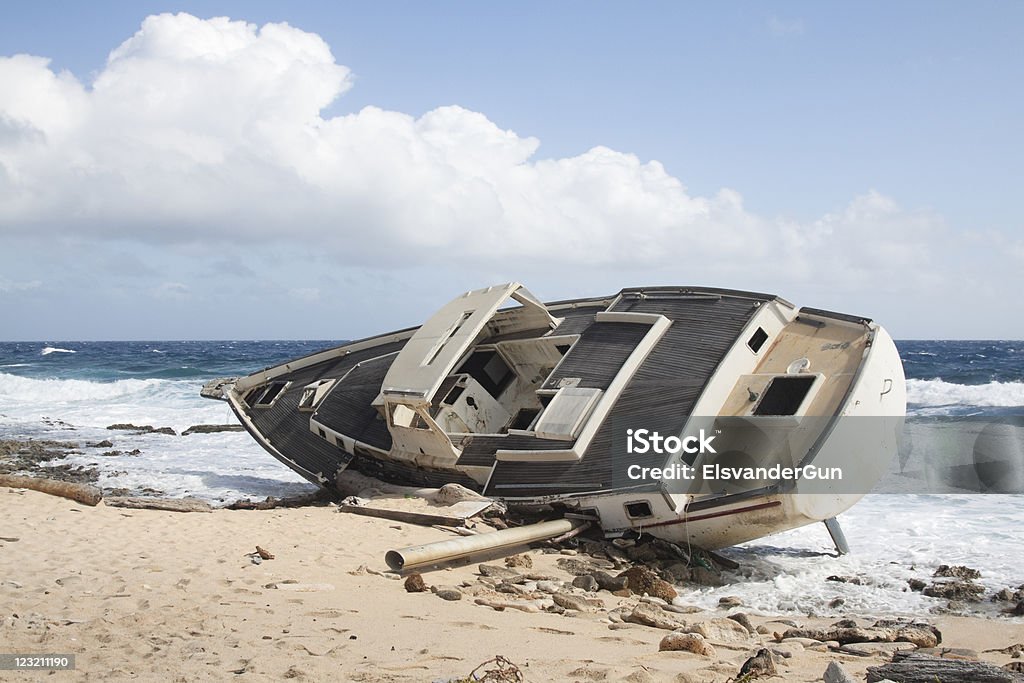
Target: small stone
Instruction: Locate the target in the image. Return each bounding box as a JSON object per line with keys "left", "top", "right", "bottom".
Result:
{"left": 829, "top": 597, "right": 846, "bottom": 608}
{"left": 556, "top": 558, "right": 596, "bottom": 576}
{"left": 659, "top": 632, "right": 715, "bottom": 657}
{"left": 552, "top": 592, "right": 601, "bottom": 612}
{"left": 591, "top": 570, "right": 628, "bottom": 592}
{"left": 718, "top": 595, "right": 743, "bottom": 608}
{"left": 505, "top": 553, "right": 533, "bottom": 569}
{"left": 690, "top": 617, "right": 752, "bottom": 644}
{"left": 572, "top": 575, "right": 598, "bottom": 592}
{"left": 907, "top": 578, "right": 927, "bottom": 591}
{"left": 823, "top": 661, "right": 857, "bottom": 683}
{"left": 623, "top": 602, "right": 684, "bottom": 630}
{"left": 432, "top": 586, "right": 462, "bottom": 601}
{"left": 727, "top": 612, "right": 757, "bottom": 634}
{"left": 478, "top": 564, "right": 520, "bottom": 580}
{"left": 404, "top": 573, "right": 427, "bottom": 593}
{"left": 535, "top": 581, "right": 562, "bottom": 594}
{"left": 559, "top": 549, "right": 577, "bottom": 555}
{"left": 738, "top": 648, "right": 776, "bottom": 676}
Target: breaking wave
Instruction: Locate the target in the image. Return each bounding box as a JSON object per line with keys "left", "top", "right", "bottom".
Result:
{"left": 906, "top": 378, "right": 1024, "bottom": 408}
{"left": 41, "top": 346, "right": 76, "bottom": 355}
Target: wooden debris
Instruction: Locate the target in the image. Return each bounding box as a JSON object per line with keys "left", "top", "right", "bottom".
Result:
{"left": 0, "top": 475, "right": 102, "bottom": 506}
{"left": 255, "top": 545, "right": 274, "bottom": 560}
{"left": 104, "top": 496, "right": 211, "bottom": 512}
{"left": 339, "top": 503, "right": 467, "bottom": 527}
{"left": 867, "top": 651, "right": 1024, "bottom": 683}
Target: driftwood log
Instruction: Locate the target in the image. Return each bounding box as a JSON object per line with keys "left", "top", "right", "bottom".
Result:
{"left": 0, "top": 475, "right": 102, "bottom": 506}
{"left": 104, "top": 496, "right": 212, "bottom": 512}
{"left": 867, "top": 652, "right": 1024, "bottom": 683}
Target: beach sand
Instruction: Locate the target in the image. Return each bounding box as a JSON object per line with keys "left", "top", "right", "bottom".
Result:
{"left": 2, "top": 487, "right": 1022, "bottom": 682}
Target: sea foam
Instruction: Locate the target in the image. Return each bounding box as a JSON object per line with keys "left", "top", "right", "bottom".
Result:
{"left": 906, "top": 378, "right": 1024, "bottom": 408}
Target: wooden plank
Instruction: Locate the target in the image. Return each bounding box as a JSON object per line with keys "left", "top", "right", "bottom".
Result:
{"left": 339, "top": 504, "right": 466, "bottom": 527}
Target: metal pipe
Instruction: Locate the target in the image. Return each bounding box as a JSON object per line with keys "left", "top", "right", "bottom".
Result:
{"left": 385, "top": 518, "right": 583, "bottom": 571}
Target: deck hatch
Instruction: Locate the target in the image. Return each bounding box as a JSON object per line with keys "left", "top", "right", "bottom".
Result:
{"left": 753, "top": 375, "right": 817, "bottom": 416}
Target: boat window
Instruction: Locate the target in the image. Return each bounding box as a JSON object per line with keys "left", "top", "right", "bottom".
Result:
{"left": 625, "top": 501, "right": 653, "bottom": 519}
{"left": 298, "top": 379, "right": 336, "bottom": 412}
{"left": 251, "top": 381, "right": 288, "bottom": 407}
{"left": 442, "top": 384, "right": 465, "bottom": 406}
{"left": 508, "top": 408, "right": 540, "bottom": 431}
{"left": 555, "top": 344, "right": 572, "bottom": 356}
{"left": 753, "top": 375, "right": 816, "bottom": 416}
{"left": 747, "top": 327, "right": 768, "bottom": 353}
{"left": 457, "top": 350, "right": 515, "bottom": 396}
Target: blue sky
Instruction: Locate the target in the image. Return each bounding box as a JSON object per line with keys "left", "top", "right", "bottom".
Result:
{"left": 0, "top": 2, "right": 1021, "bottom": 339}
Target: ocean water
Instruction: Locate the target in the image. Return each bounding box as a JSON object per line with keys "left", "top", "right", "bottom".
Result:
{"left": 1, "top": 338, "right": 1022, "bottom": 617}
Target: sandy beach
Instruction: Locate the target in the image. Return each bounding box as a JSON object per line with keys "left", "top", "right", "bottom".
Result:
{"left": 0, "top": 487, "right": 1021, "bottom": 682}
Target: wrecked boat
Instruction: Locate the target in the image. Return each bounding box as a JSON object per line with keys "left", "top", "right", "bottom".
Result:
{"left": 202, "top": 283, "right": 905, "bottom": 551}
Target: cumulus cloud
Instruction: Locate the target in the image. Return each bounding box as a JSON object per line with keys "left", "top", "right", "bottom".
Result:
{"left": 0, "top": 12, "right": 938, "bottom": 287}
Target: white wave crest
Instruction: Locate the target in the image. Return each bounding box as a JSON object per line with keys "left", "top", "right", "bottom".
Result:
{"left": 0, "top": 372, "right": 164, "bottom": 402}
{"left": 41, "top": 346, "right": 76, "bottom": 355}
{"left": 906, "top": 378, "right": 1024, "bottom": 407}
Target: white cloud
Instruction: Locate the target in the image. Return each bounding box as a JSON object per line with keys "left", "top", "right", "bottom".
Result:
{"left": 0, "top": 12, "right": 942, "bottom": 293}
{"left": 0, "top": 277, "right": 42, "bottom": 294}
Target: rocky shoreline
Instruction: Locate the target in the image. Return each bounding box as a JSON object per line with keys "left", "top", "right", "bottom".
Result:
{"left": 2, "top": 488, "right": 1023, "bottom": 681}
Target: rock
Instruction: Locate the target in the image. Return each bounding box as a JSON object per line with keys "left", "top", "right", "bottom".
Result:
{"left": 934, "top": 564, "right": 981, "bottom": 580}
{"left": 572, "top": 575, "right": 598, "bottom": 592}
{"left": 404, "top": 573, "right": 427, "bottom": 593}
{"left": 867, "top": 651, "right": 1024, "bottom": 683}
{"left": 432, "top": 586, "right": 462, "bottom": 601}
{"left": 552, "top": 592, "right": 602, "bottom": 612}
{"left": 690, "top": 617, "right": 752, "bottom": 644}
{"left": 591, "top": 570, "right": 628, "bottom": 592}
{"left": 917, "top": 648, "right": 980, "bottom": 661}
{"left": 535, "top": 581, "right": 562, "bottom": 594}
{"left": 618, "top": 566, "right": 677, "bottom": 601}
{"left": 738, "top": 649, "right": 777, "bottom": 677}
{"left": 718, "top": 595, "right": 743, "bottom": 608}
{"left": 993, "top": 588, "right": 1024, "bottom": 603}
{"left": 88, "top": 440, "right": 114, "bottom": 448}
{"left": 727, "top": 612, "right": 757, "bottom": 634}
{"left": 756, "top": 625, "right": 771, "bottom": 635}
{"left": 105, "top": 423, "right": 177, "bottom": 436}
{"left": 505, "top": 553, "right": 533, "bottom": 569}
{"left": 895, "top": 625, "right": 940, "bottom": 649}
{"left": 474, "top": 597, "right": 546, "bottom": 613}
{"left": 667, "top": 600, "right": 704, "bottom": 614}
{"left": 478, "top": 564, "right": 520, "bottom": 580}
{"left": 664, "top": 563, "right": 692, "bottom": 582}
{"left": 924, "top": 579, "right": 985, "bottom": 602}
{"left": 556, "top": 557, "right": 597, "bottom": 576}
{"left": 623, "top": 602, "right": 685, "bottom": 630}
{"left": 1005, "top": 601, "right": 1024, "bottom": 616}
{"left": 689, "top": 566, "right": 724, "bottom": 586}
{"left": 841, "top": 642, "right": 917, "bottom": 657}
{"left": 827, "top": 575, "right": 864, "bottom": 585}
{"left": 908, "top": 578, "right": 927, "bottom": 591}
{"left": 830, "top": 597, "right": 846, "bottom": 608}
{"left": 181, "top": 424, "right": 245, "bottom": 435}
{"left": 824, "top": 661, "right": 858, "bottom": 683}
{"left": 624, "top": 543, "right": 659, "bottom": 563}
{"left": 658, "top": 633, "right": 715, "bottom": 657}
